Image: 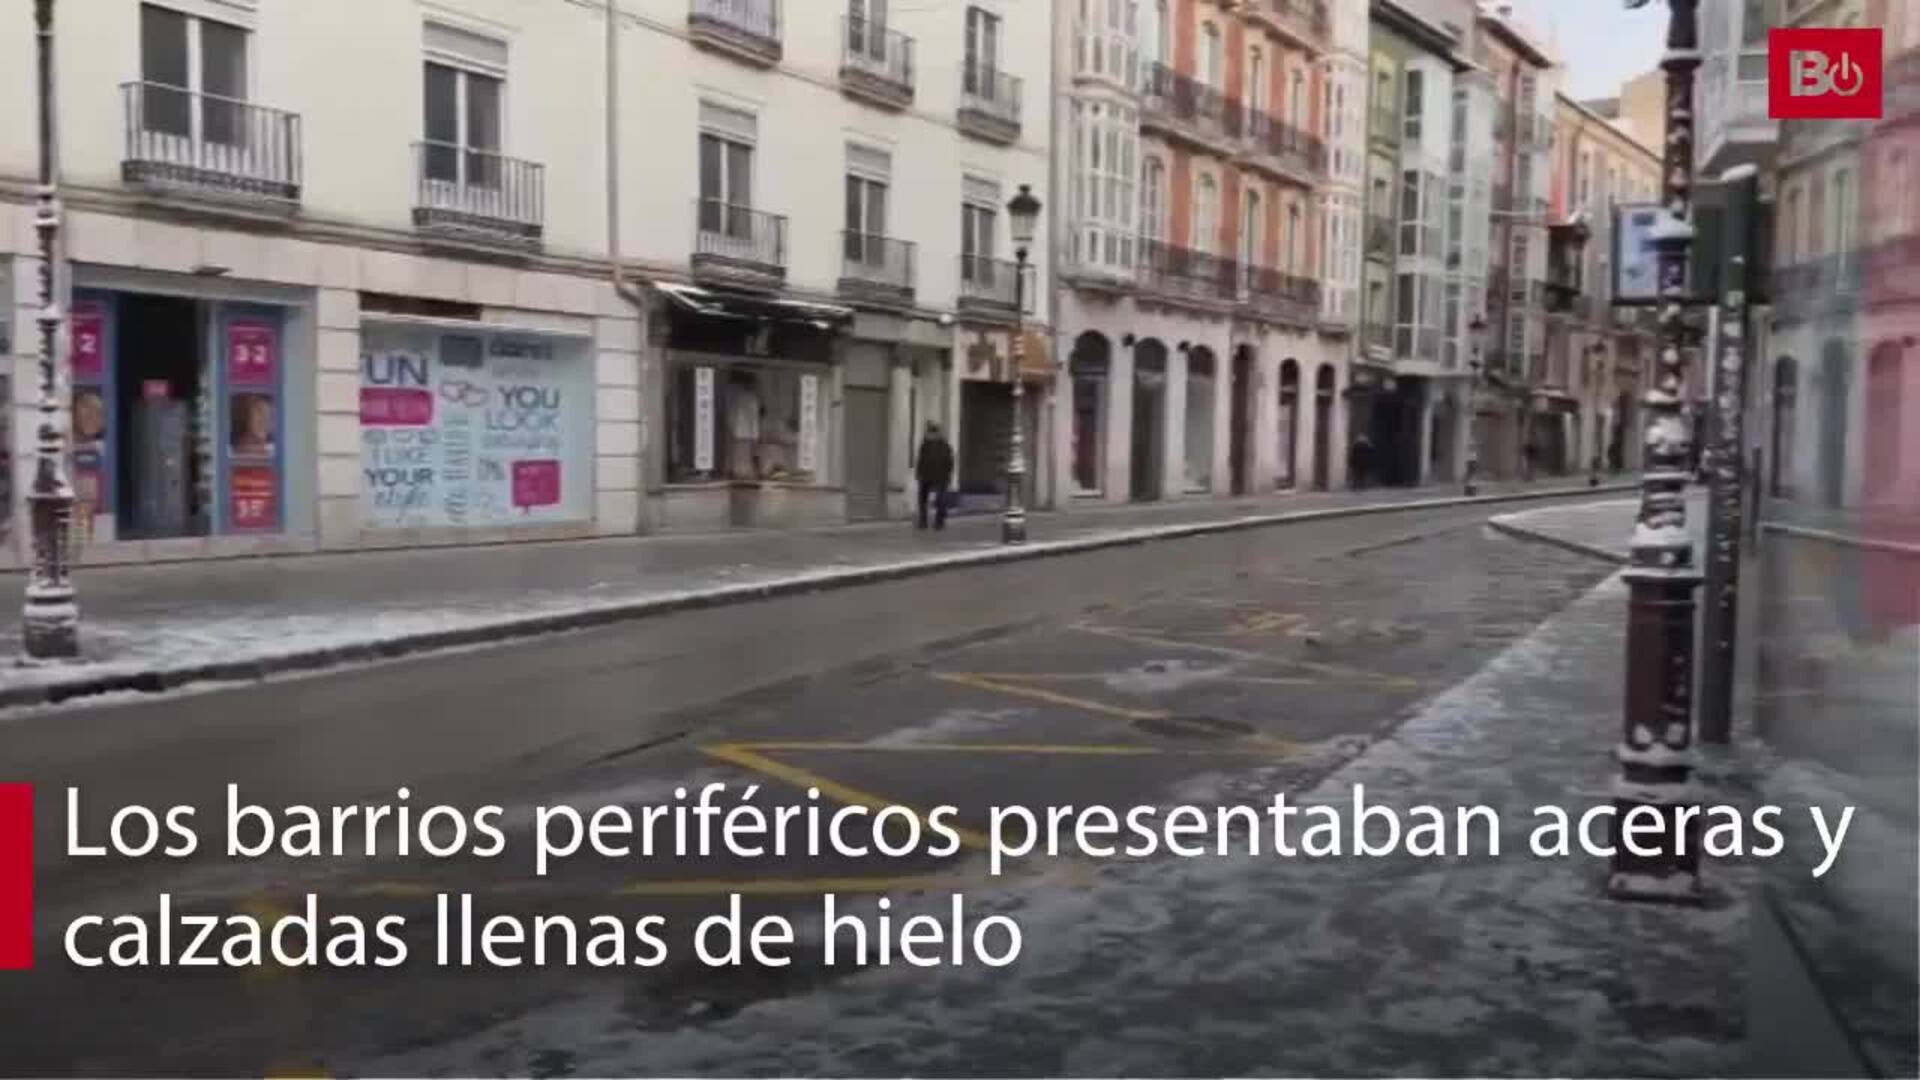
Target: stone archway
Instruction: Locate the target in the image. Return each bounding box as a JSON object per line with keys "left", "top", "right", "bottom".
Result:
{"left": 1131, "top": 338, "right": 1169, "bottom": 502}
{"left": 1277, "top": 359, "right": 1300, "bottom": 489}
{"left": 1313, "top": 364, "right": 1336, "bottom": 490}
{"left": 1068, "top": 331, "right": 1112, "bottom": 495}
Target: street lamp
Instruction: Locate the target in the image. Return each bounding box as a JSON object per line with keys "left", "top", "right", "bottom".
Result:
{"left": 1002, "top": 184, "right": 1041, "bottom": 546}
{"left": 22, "top": 0, "right": 79, "bottom": 660}
{"left": 1464, "top": 314, "right": 1487, "bottom": 496}
{"left": 1613, "top": 0, "right": 1704, "bottom": 904}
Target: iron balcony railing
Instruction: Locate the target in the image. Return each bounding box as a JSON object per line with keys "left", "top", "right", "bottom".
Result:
{"left": 1241, "top": 265, "right": 1320, "bottom": 322}
{"left": 842, "top": 15, "right": 914, "bottom": 96}
{"left": 696, "top": 200, "right": 788, "bottom": 271}
{"left": 1249, "top": 0, "right": 1330, "bottom": 42}
{"left": 1772, "top": 251, "right": 1865, "bottom": 320}
{"left": 1142, "top": 63, "right": 1242, "bottom": 143}
{"left": 841, "top": 231, "right": 916, "bottom": 297}
{"left": 1137, "top": 237, "right": 1239, "bottom": 302}
{"left": 121, "top": 82, "right": 301, "bottom": 202}
{"left": 1366, "top": 321, "right": 1392, "bottom": 351}
{"left": 690, "top": 0, "right": 780, "bottom": 45}
{"left": 414, "top": 142, "right": 544, "bottom": 239}
{"left": 958, "top": 254, "right": 1022, "bottom": 312}
{"left": 1245, "top": 108, "right": 1325, "bottom": 176}
{"left": 959, "top": 62, "right": 1022, "bottom": 130}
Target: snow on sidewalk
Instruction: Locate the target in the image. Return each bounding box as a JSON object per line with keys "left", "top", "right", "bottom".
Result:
{"left": 1491, "top": 491, "right": 1709, "bottom": 563}
{"left": 366, "top": 573, "right": 1755, "bottom": 1077}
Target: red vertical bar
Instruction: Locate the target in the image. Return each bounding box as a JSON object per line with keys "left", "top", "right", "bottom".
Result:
{"left": 0, "top": 784, "right": 31, "bottom": 970}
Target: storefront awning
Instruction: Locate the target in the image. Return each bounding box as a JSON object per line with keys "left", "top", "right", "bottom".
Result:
{"left": 654, "top": 282, "right": 855, "bottom": 329}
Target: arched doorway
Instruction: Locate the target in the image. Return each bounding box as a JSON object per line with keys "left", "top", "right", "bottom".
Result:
{"left": 1185, "top": 346, "right": 1217, "bottom": 493}
{"left": 1820, "top": 340, "right": 1849, "bottom": 507}
{"left": 1612, "top": 388, "right": 1635, "bottom": 473}
{"left": 1230, "top": 345, "right": 1256, "bottom": 494}
{"left": 1771, "top": 356, "right": 1797, "bottom": 498}
{"left": 1069, "top": 332, "right": 1111, "bottom": 496}
{"left": 1277, "top": 359, "right": 1300, "bottom": 489}
{"left": 1131, "top": 338, "right": 1168, "bottom": 502}
{"left": 1866, "top": 342, "right": 1903, "bottom": 501}
{"left": 1430, "top": 393, "right": 1457, "bottom": 483}
{"left": 1313, "top": 364, "right": 1335, "bottom": 490}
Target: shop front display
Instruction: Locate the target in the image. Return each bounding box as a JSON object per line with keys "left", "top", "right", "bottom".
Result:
{"left": 68, "top": 290, "right": 288, "bottom": 543}
{"left": 359, "top": 323, "right": 592, "bottom": 530}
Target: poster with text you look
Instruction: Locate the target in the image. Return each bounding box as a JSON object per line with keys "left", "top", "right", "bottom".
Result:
{"left": 359, "top": 326, "right": 591, "bottom": 529}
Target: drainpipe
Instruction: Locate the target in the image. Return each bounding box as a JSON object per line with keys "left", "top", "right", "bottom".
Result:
{"left": 606, "top": 0, "right": 647, "bottom": 311}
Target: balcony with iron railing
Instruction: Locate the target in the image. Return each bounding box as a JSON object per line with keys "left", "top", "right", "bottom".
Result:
{"left": 838, "top": 232, "right": 916, "bottom": 308}
{"left": 1242, "top": 108, "right": 1326, "bottom": 183}
{"left": 1245, "top": 0, "right": 1329, "bottom": 49}
{"left": 693, "top": 200, "right": 788, "bottom": 290}
{"left": 957, "top": 255, "right": 1023, "bottom": 318}
{"left": 1239, "top": 265, "right": 1320, "bottom": 326}
{"left": 413, "top": 142, "right": 544, "bottom": 247}
{"left": 1772, "top": 251, "right": 1865, "bottom": 322}
{"left": 1369, "top": 105, "right": 1398, "bottom": 145}
{"left": 840, "top": 16, "right": 914, "bottom": 109}
{"left": 1141, "top": 64, "right": 1241, "bottom": 154}
{"left": 1365, "top": 320, "right": 1392, "bottom": 352}
{"left": 1138, "top": 238, "right": 1239, "bottom": 305}
{"left": 689, "top": 0, "right": 782, "bottom": 66}
{"left": 957, "top": 63, "right": 1022, "bottom": 144}
{"left": 121, "top": 83, "right": 301, "bottom": 208}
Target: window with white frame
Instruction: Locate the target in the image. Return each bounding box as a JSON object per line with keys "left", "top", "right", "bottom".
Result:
{"left": 1201, "top": 22, "right": 1222, "bottom": 88}
{"left": 1155, "top": 0, "right": 1170, "bottom": 66}
{"left": 1142, "top": 155, "right": 1167, "bottom": 241}
{"left": 1249, "top": 47, "right": 1266, "bottom": 114}
{"left": 1194, "top": 174, "right": 1219, "bottom": 254}
{"left": 1288, "top": 201, "right": 1303, "bottom": 272}
{"left": 1290, "top": 68, "right": 1306, "bottom": 131}
{"left": 964, "top": 6, "right": 1001, "bottom": 90}
{"left": 139, "top": 3, "right": 249, "bottom": 144}
{"left": 961, "top": 176, "right": 999, "bottom": 281}
{"left": 424, "top": 22, "right": 508, "bottom": 190}
{"left": 1076, "top": 0, "right": 1139, "bottom": 85}
{"left": 1242, "top": 186, "right": 1262, "bottom": 270}
{"left": 1833, "top": 166, "right": 1854, "bottom": 254}
{"left": 1403, "top": 68, "right": 1423, "bottom": 142}
{"left": 1072, "top": 99, "right": 1138, "bottom": 270}
{"left": 698, "top": 102, "right": 756, "bottom": 238}
{"left": 844, "top": 144, "right": 890, "bottom": 264}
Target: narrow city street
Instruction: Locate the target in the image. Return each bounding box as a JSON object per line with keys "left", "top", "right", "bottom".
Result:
{"left": 0, "top": 497, "right": 1648, "bottom": 1076}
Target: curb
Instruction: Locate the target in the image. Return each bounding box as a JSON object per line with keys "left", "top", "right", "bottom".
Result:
{"left": 5, "top": 482, "right": 1637, "bottom": 711}
{"left": 1486, "top": 517, "right": 1631, "bottom": 566}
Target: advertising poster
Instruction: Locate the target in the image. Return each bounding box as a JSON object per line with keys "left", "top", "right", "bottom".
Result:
{"left": 69, "top": 301, "right": 109, "bottom": 537}
{"left": 360, "top": 327, "right": 590, "bottom": 529}
{"left": 223, "top": 319, "right": 281, "bottom": 533}
{"left": 1613, "top": 203, "right": 1663, "bottom": 306}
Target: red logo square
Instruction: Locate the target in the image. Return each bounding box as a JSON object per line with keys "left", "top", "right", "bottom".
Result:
{"left": 0, "top": 784, "right": 32, "bottom": 970}
{"left": 1770, "top": 28, "right": 1883, "bottom": 120}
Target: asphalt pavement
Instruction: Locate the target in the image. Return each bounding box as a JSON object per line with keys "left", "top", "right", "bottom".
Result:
{"left": 0, "top": 494, "right": 1657, "bottom": 1076}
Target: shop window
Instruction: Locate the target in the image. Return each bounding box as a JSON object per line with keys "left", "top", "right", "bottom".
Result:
{"left": 67, "top": 290, "right": 287, "bottom": 543}
{"left": 139, "top": 3, "right": 249, "bottom": 146}
{"left": 1184, "top": 350, "right": 1215, "bottom": 492}
{"left": 668, "top": 361, "right": 824, "bottom": 484}
{"left": 359, "top": 323, "right": 591, "bottom": 529}
{"left": 1069, "top": 332, "right": 1110, "bottom": 494}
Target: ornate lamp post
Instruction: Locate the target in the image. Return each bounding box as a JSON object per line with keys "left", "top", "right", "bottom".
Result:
{"left": 1002, "top": 184, "right": 1041, "bottom": 546}
{"left": 1464, "top": 314, "right": 1487, "bottom": 496}
{"left": 1612, "top": 0, "right": 1703, "bottom": 903}
{"left": 22, "top": 0, "right": 79, "bottom": 660}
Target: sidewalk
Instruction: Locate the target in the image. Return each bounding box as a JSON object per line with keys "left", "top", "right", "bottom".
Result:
{"left": 0, "top": 478, "right": 1628, "bottom": 707}
{"left": 369, "top": 519, "right": 1755, "bottom": 1076}
{"left": 1489, "top": 490, "right": 1709, "bottom": 563}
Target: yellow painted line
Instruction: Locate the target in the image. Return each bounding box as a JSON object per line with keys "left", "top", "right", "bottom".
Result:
{"left": 957, "top": 671, "right": 1318, "bottom": 687}
{"left": 619, "top": 873, "right": 971, "bottom": 897}
{"left": 1073, "top": 624, "right": 1422, "bottom": 690}
{"left": 263, "top": 1063, "right": 329, "bottom": 1080}
{"left": 702, "top": 742, "right": 993, "bottom": 850}
{"left": 933, "top": 671, "right": 1171, "bottom": 721}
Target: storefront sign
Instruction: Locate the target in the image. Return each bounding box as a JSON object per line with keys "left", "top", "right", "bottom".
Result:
{"left": 229, "top": 464, "right": 277, "bottom": 530}
{"left": 694, "top": 367, "right": 715, "bottom": 473}
{"left": 227, "top": 322, "right": 277, "bottom": 386}
{"left": 360, "top": 326, "right": 590, "bottom": 528}
{"left": 797, "top": 373, "right": 819, "bottom": 475}
{"left": 71, "top": 307, "right": 104, "bottom": 382}
{"left": 1612, "top": 203, "right": 1663, "bottom": 306}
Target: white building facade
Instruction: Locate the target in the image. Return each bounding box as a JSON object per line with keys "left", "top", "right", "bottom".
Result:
{"left": 0, "top": 0, "right": 1052, "bottom": 567}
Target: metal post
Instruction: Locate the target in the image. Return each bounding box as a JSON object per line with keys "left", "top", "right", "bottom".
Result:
{"left": 1002, "top": 249, "right": 1028, "bottom": 545}
{"left": 22, "top": 0, "right": 79, "bottom": 661}
{"left": 1610, "top": 0, "right": 1703, "bottom": 902}
{"left": 1698, "top": 171, "right": 1758, "bottom": 745}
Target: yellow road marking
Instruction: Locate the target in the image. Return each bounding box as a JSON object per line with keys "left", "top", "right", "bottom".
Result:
{"left": 933, "top": 671, "right": 1170, "bottom": 721}
{"left": 957, "top": 671, "right": 1317, "bottom": 687}
{"left": 701, "top": 742, "right": 993, "bottom": 850}
{"left": 726, "top": 738, "right": 1297, "bottom": 758}
{"left": 1072, "top": 624, "right": 1421, "bottom": 690}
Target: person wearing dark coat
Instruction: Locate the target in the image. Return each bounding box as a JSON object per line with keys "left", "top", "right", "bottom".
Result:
{"left": 914, "top": 422, "right": 955, "bottom": 530}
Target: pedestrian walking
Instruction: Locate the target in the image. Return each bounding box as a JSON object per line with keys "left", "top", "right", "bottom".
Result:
{"left": 915, "top": 421, "right": 954, "bottom": 530}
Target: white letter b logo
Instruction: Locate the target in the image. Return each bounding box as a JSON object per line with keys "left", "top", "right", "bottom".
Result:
{"left": 1791, "top": 50, "right": 1864, "bottom": 97}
